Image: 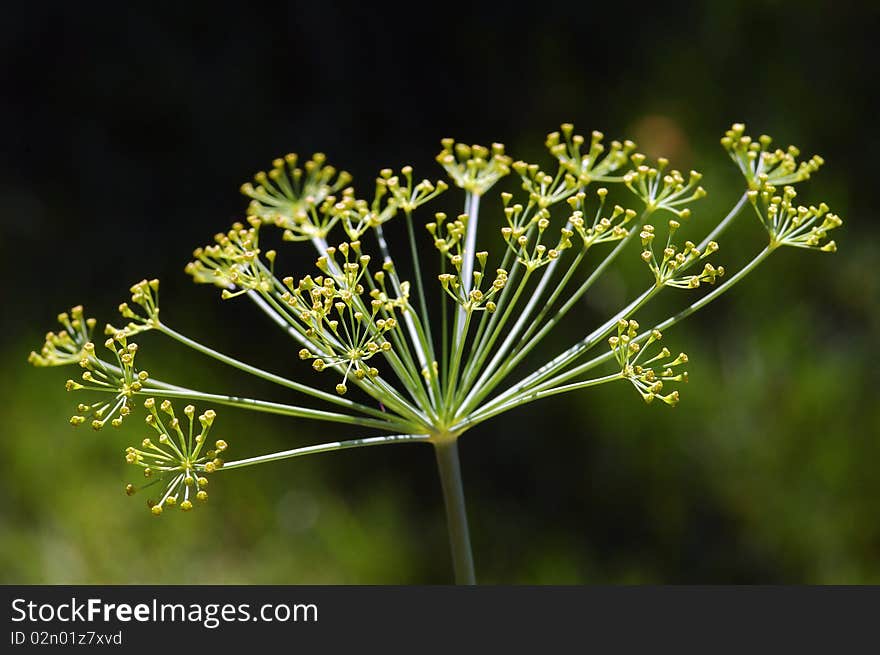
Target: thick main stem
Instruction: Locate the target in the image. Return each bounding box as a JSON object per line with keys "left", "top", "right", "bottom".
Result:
{"left": 434, "top": 439, "right": 476, "bottom": 584}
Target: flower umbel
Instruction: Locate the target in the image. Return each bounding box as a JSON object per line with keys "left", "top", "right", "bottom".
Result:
{"left": 240, "top": 152, "right": 352, "bottom": 239}
{"left": 436, "top": 140, "right": 512, "bottom": 195}
{"left": 107, "top": 279, "right": 161, "bottom": 336}
{"left": 125, "top": 399, "right": 225, "bottom": 515}
{"left": 438, "top": 252, "right": 508, "bottom": 311}
{"left": 609, "top": 322, "right": 687, "bottom": 406}
{"left": 568, "top": 189, "right": 637, "bottom": 250}
{"left": 28, "top": 305, "right": 97, "bottom": 367}
{"left": 29, "top": 121, "right": 843, "bottom": 584}
{"left": 722, "top": 122, "right": 824, "bottom": 190}
{"left": 639, "top": 219, "right": 724, "bottom": 288}
{"left": 66, "top": 334, "right": 148, "bottom": 429}
{"left": 624, "top": 157, "right": 706, "bottom": 217}
{"left": 281, "top": 242, "right": 407, "bottom": 394}
{"left": 546, "top": 125, "right": 637, "bottom": 184}
{"left": 749, "top": 184, "right": 842, "bottom": 252}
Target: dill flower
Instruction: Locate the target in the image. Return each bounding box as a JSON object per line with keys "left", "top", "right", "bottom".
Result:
{"left": 427, "top": 212, "right": 469, "bottom": 260}
{"left": 609, "top": 322, "right": 687, "bottom": 406}
{"left": 749, "top": 184, "right": 842, "bottom": 252}
{"left": 639, "top": 219, "right": 724, "bottom": 288}
{"left": 382, "top": 166, "right": 449, "bottom": 216}
{"left": 438, "top": 252, "right": 508, "bottom": 311}
{"left": 500, "top": 204, "right": 573, "bottom": 271}
{"left": 436, "top": 140, "right": 512, "bottom": 195}
{"left": 240, "top": 152, "right": 352, "bottom": 239}
{"left": 546, "top": 125, "right": 637, "bottom": 184}
{"left": 125, "top": 399, "right": 225, "bottom": 515}
{"left": 28, "top": 306, "right": 97, "bottom": 367}
{"left": 307, "top": 165, "right": 446, "bottom": 253}
{"left": 513, "top": 159, "right": 580, "bottom": 208}
{"left": 721, "top": 123, "right": 824, "bottom": 190}
{"left": 185, "top": 219, "right": 274, "bottom": 297}
{"left": 624, "top": 157, "right": 706, "bottom": 217}
{"left": 28, "top": 120, "right": 843, "bottom": 584}
{"left": 107, "top": 279, "right": 161, "bottom": 336}
{"left": 66, "top": 334, "right": 148, "bottom": 429}
{"left": 247, "top": 239, "right": 414, "bottom": 395}
{"left": 568, "top": 189, "right": 637, "bottom": 249}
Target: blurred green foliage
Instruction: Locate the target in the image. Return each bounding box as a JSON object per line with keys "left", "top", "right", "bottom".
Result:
{"left": 2, "top": 1, "right": 879, "bottom": 583}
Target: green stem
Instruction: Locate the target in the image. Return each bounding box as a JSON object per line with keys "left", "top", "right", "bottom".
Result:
{"left": 136, "top": 387, "right": 418, "bottom": 433}
{"left": 444, "top": 310, "right": 472, "bottom": 411}
{"left": 375, "top": 224, "right": 432, "bottom": 371}
{"left": 509, "top": 209, "right": 649, "bottom": 358}
{"left": 440, "top": 256, "right": 449, "bottom": 395}
{"left": 456, "top": 211, "right": 649, "bottom": 417}
{"left": 404, "top": 211, "right": 434, "bottom": 355}
{"left": 246, "top": 290, "right": 312, "bottom": 349}
{"left": 454, "top": 192, "right": 481, "bottom": 341}
{"left": 698, "top": 192, "right": 748, "bottom": 252}
{"left": 462, "top": 286, "right": 657, "bottom": 423}
{"left": 454, "top": 372, "right": 622, "bottom": 430}
{"left": 434, "top": 438, "right": 476, "bottom": 585}
{"left": 465, "top": 253, "right": 563, "bottom": 391}
{"left": 156, "top": 322, "right": 392, "bottom": 421}
{"left": 220, "top": 433, "right": 431, "bottom": 470}
{"left": 456, "top": 267, "right": 532, "bottom": 404}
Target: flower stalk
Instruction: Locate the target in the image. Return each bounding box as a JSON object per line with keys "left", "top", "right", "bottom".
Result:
{"left": 433, "top": 437, "right": 475, "bottom": 585}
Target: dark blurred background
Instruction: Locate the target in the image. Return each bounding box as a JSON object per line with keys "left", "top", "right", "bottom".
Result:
{"left": 1, "top": 1, "right": 878, "bottom": 583}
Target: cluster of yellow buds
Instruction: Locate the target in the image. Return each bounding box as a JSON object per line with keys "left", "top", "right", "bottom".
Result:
{"left": 282, "top": 249, "right": 386, "bottom": 330}
{"left": 639, "top": 220, "right": 724, "bottom": 289}
{"left": 369, "top": 268, "right": 410, "bottom": 312}
{"left": 125, "top": 399, "right": 225, "bottom": 515}
{"left": 609, "top": 321, "right": 687, "bottom": 406}
{"left": 546, "top": 124, "right": 637, "bottom": 184}
{"left": 513, "top": 160, "right": 580, "bottom": 209}
{"left": 322, "top": 187, "right": 380, "bottom": 240}
{"left": 721, "top": 123, "right": 824, "bottom": 190}
{"left": 302, "top": 167, "right": 448, "bottom": 241}
{"left": 436, "top": 140, "right": 512, "bottom": 195}
{"left": 297, "top": 306, "right": 389, "bottom": 395}
{"left": 749, "top": 184, "right": 842, "bottom": 252}
{"left": 28, "top": 305, "right": 97, "bottom": 367}
{"left": 66, "top": 334, "right": 148, "bottom": 430}
{"left": 281, "top": 244, "right": 397, "bottom": 394}
{"left": 624, "top": 157, "right": 706, "bottom": 217}
{"left": 438, "top": 251, "right": 507, "bottom": 312}
{"left": 426, "top": 212, "right": 468, "bottom": 260}
{"left": 240, "top": 152, "right": 352, "bottom": 240}
{"left": 185, "top": 219, "right": 275, "bottom": 298}
{"left": 107, "top": 279, "right": 161, "bottom": 337}
{"left": 382, "top": 166, "right": 448, "bottom": 215}
{"left": 315, "top": 240, "right": 378, "bottom": 294}
{"left": 501, "top": 207, "right": 572, "bottom": 270}
{"left": 567, "top": 188, "right": 637, "bottom": 249}
{"left": 281, "top": 273, "right": 336, "bottom": 334}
